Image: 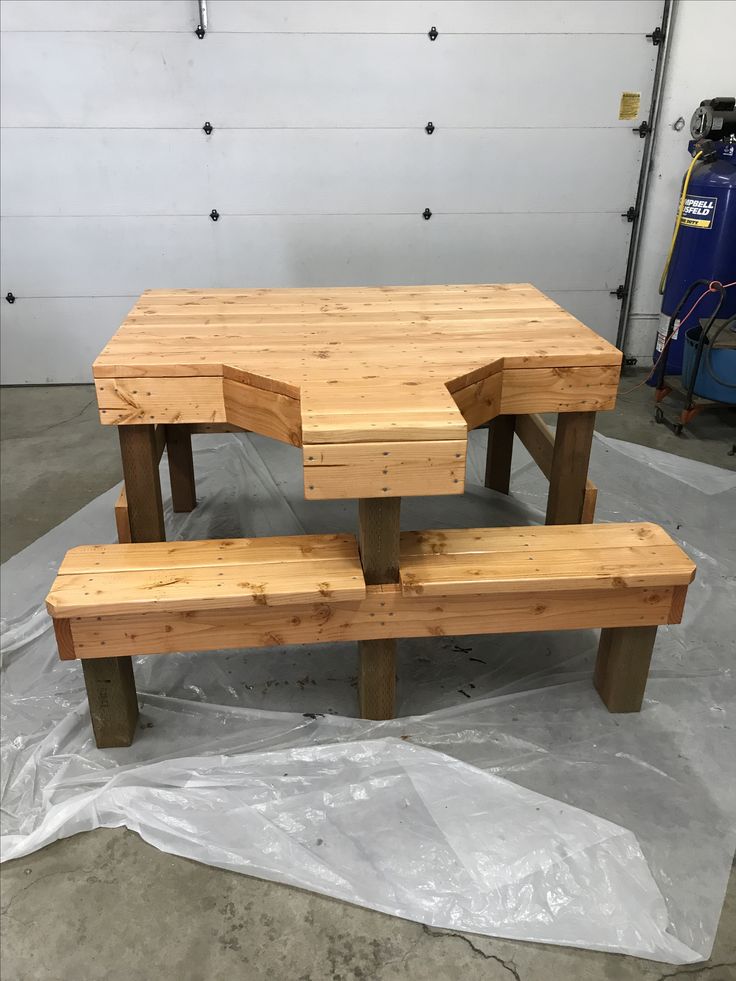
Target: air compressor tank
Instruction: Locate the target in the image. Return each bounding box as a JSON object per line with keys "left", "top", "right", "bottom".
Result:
{"left": 656, "top": 99, "right": 736, "bottom": 374}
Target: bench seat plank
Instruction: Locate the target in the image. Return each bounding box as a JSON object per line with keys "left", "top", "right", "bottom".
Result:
{"left": 59, "top": 533, "right": 360, "bottom": 574}
{"left": 47, "top": 535, "right": 366, "bottom": 617}
{"left": 399, "top": 523, "right": 695, "bottom": 597}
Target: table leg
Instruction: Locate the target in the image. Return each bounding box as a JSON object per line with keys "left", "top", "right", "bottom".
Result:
{"left": 545, "top": 411, "right": 596, "bottom": 525}
{"left": 82, "top": 426, "right": 165, "bottom": 748}
{"left": 594, "top": 625, "right": 657, "bottom": 712}
{"left": 165, "top": 425, "right": 197, "bottom": 512}
{"left": 357, "top": 497, "right": 401, "bottom": 720}
{"left": 484, "top": 415, "right": 516, "bottom": 494}
{"left": 119, "top": 425, "right": 166, "bottom": 542}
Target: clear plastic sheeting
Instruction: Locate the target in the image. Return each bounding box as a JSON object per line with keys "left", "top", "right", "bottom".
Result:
{"left": 1, "top": 429, "right": 735, "bottom": 965}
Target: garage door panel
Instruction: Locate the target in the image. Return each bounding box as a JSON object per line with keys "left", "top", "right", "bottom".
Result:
{"left": 0, "top": 1, "right": 193, "bottom": 31}
{"left": 0, "top": 1, "right": 665, "bottom": 35}
{"left": 0, "top": 296, "right": 136, "bottom": 385}
{"left": 1, "top": 129, "right": 643, "bottom": 217}
{"left": 2, "top": 33, "right": 655, "bottom": 128}
{"left": 214, "top": 0, "right": 664, "bottom": 34}
{"left": 1, "top": 214, "right": 629, "bottom": 298}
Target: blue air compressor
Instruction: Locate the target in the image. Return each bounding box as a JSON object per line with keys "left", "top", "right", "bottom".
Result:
{"left": 654, "top": 97, "right": 736, "bottom": 376}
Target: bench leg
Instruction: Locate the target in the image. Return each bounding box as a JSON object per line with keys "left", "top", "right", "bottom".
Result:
{"left": 546, "top": 411, "right": 596, "bottom": 525}
{"left": 594, "top": 625, "right": 658, "bottom": 713}
{"left": 357, "top": 497, "right": 401, "bottom": 720}
{"left": 82, "top": 658, "right": 139, "bottom": 748}
{"left": 484, "top": 415, "right": 516, "bottom": 494}
{"left": 165, "top": 424, "right": 197, "bottom": 513}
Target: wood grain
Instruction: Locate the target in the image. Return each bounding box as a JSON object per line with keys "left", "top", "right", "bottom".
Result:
{"left": 399, "top": 523, "right": 695, "bottom": 597}
{"left": 93, "top": 284, "right": 622, "bottom": 499}
{"left": 303, "top": 440, "right": 466, "bottom": 499}
{"left": 47, "top": 535, "right": 366, "bottom": 617}
{"left": 68, "top": 584, "right": 682, "bottom": 660}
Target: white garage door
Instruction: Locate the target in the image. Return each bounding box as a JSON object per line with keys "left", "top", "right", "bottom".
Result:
{"left": 0, "top": 0, "right": 663, "bottom": 383}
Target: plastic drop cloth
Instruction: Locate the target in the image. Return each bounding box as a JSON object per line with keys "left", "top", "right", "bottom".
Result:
{"left": 1, "top": 428, "right": 735, "bottom": 965}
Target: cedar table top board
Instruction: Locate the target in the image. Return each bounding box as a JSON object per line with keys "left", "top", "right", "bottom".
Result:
{"left": 93, "top": 284, "right": 622, "bottom": 500}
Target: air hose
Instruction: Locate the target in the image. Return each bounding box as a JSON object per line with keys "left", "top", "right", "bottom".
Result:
{"left": 659, "top": 150, "right": 703, "bottom": 295}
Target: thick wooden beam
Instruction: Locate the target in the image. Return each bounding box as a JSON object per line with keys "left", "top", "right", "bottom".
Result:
{"left": 594, "top": 625, "right": 658, "bottom": 712}
{"left": 165, "top": 425, "right": 197, "bottom": 513}
{"left": 304, "top": 441, "right": 465, "bottom": 500}
{"left": 119, "top": 425, "right": 166, "bottom": 542}
{"left": 545, "top": 411, "right": 596, "bottom": 525}
{"left": 515, "top": 413, "right": 597, "bottom": 524}
{"left": 357, "top": 497, "right": 401, "bottom": 720}
{"left": 89, "top": 425, "right": 166, "bottom": 748}
{"left": 69, "top": 585, "right": 681, "bottom": 660}
{"left": 484, "top": 415, "right": 516, "bottom": 494}
{"left": 81, "top": 657, "right": 139, "bottom": 748}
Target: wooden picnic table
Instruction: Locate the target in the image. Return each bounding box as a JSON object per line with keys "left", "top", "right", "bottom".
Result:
{"left": 92, "top": 283, "right": 622, "bottom": 719}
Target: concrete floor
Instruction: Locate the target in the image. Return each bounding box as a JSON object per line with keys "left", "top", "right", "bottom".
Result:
{"left": 1, "top": 376, "right": 735, "bottom": 981}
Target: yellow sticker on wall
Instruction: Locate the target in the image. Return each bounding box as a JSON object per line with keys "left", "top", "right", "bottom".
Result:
{"left": 619, "top": 92, "right": 641, "bottom": 120}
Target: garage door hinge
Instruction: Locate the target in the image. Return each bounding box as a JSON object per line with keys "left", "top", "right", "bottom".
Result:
{"left": 202, "top": 121, "right": 213, "bottom": 135}
{"left": 428, "top": 26, "right": 438, "bottom": 41}
{"left": 621, "top": 206, "right": 637, "bottom": 222}
{"left": 610, "top": 285, "right": 627, "bottom": 301}
{"left": 422, "top": 208, "right": 432, "bottom": 220}
{"left": 646, "top": 26, "right": 664, "bottom": 45}
{"left": 632, "top": 121, "right": 651, "bottom": 138}
{"left": 6, "top": 292, "right": 16, "bottom": 304}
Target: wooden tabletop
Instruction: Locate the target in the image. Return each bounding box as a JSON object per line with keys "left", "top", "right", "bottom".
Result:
{"left": 94, "top": 284, "right": 621, "bottom": 499}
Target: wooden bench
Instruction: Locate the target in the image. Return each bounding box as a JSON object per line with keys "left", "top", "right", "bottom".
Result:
{"left": 46, "top": 523, "right": 695, "bottom": 748}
